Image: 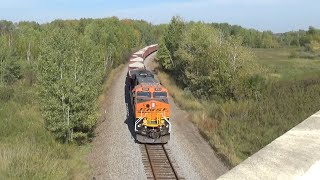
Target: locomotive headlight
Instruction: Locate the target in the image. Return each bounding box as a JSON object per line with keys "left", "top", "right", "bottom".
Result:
{"left": 166, "top": 124, "right": 169, "bottom": 128}
{"left": 151, "top": 102, "right": 155, "bottom": 108}
{"left": 137, "top": 124, "right": 142, "bottom": 128}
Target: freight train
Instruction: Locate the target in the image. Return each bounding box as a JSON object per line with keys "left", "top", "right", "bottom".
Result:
{"left": 127, "top": 44, "right": 171, "bottom": 143}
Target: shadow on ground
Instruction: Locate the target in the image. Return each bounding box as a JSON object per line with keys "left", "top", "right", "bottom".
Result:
{"left": 124, "top": 76, "right": 138, "bottom": 143}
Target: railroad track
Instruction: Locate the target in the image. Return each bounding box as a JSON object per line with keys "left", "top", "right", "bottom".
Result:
{"left": 140, "top": 144, "right": 184, "bottom": 180}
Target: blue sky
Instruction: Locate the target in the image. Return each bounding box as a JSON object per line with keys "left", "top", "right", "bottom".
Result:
{"left": 0, "top": 0, "right": 319, "bottom": 32}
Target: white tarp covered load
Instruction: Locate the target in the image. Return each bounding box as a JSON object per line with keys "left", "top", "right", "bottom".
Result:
{"left": 128, "top": 61, "right": 144, "bottom": 69}
{"left": 133, "top": 50, "right": 144, "bottom": 57}
{"left": 129, "top": 57, "right": 144, "bottom": 62}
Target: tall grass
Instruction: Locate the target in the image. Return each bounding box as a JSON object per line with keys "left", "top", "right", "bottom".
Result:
{"left": 0, "top": 82, "right": 90, "bottom": 179}
{"left": 253, "top": 48, "right": 320, "bottom": 80}
{"left": 202, "top": 76, "right": 320, "bottom": 165}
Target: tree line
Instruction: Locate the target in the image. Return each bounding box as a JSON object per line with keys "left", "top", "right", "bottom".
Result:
{"left": 157, "top": 17, "right": 265, "bottom": 101}
{"left": 211, "top": 22, "right": 320, "bottom": 52}
{"left": 0, "top": 18, "right": 161, "bottom": 143}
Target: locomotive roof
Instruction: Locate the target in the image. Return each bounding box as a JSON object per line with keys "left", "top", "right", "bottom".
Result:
{"left": 136, "top": 76, "right": 159, "bottom": 84}
{"left": 130, "top": 69, "right": 154, "bottom": 78}
{"left": 134, "top": 82, "right": 166, "bottom": 90}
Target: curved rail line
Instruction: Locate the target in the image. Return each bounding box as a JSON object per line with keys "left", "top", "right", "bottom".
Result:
{"left": 140, "top": 144, "right": 183, "bottom": 180}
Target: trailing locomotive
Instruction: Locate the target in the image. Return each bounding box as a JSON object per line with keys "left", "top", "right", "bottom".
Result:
{"left": 127, "top": 45, "right": 171, "bottom": 143}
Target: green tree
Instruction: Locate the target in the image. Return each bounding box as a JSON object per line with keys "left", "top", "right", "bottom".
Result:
{"left": 0, "top": 35, "right": 21, "bottom": 85}
{"left": 163, "top": 16, "right": 185, "bottom": 59}
{"left": 175, "top": 23, "right": 229, "bottom": 98}
{"left": 156, "top": 38, "right": 173, "bottom": 70}
{"left": 38, "top": 28, "right": 104, "bottom": 143}
{"left": 172, "top": 23, "right": 262, "bottom": 100}
{"left": 2, "top": 55, "right": 21, "bottom": 84}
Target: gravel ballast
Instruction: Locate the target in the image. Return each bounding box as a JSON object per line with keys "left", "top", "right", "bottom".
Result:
{"left": 88, "top": 66, "right": 146, "bottom": 180}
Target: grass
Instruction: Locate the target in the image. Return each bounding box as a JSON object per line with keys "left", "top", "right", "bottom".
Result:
{"left": 155, "top": 48, "right": 320, "bottom": 167}
{"left": 0, "top": 81, "right": 90, "bottom": 180}
{"left": 253, "top": 48, "right": 320, "bottom": 80}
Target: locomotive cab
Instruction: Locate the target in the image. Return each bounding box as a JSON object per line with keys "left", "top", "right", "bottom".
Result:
{"left": 132, "top": 84, "right": 171, "bottom": 143}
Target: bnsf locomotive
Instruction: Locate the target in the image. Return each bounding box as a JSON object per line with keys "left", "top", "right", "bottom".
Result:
{"left": 127, "top": 45, "right": 171, "bottom": 143}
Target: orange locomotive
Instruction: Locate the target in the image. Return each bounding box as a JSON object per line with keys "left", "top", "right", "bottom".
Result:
{"left": 129, "top": 69, "right": 171, "bottom": 143}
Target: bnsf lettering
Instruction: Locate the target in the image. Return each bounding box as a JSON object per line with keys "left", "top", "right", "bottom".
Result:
{"left": 139, "top": 108, "right": 166, "bottom": 112}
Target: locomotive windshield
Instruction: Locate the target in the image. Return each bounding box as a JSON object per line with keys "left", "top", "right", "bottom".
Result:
{"left": 137, "top": 91, "right": 151, "bottom": 98}
{"left": 153, "top": 92, "right": 167, "bottom": 98}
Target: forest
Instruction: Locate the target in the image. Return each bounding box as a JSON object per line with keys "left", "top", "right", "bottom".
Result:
{"left": 1, "top": 16, "right": 320, "bottom": 178}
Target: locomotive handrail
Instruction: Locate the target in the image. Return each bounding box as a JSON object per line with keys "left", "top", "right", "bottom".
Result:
{"left": 163, "top": 117, "right": 171, "bottom": 133}
{"left": 135, "top": 118, "right": 143, "bottom": 132}
{"left": 134, "top": 113, "right": 146, "bottom": 132}
{"left": 163, "top": 111, "right": 171, "bottom": 133}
